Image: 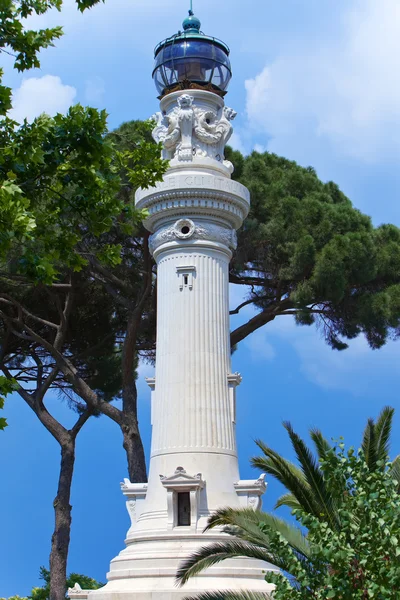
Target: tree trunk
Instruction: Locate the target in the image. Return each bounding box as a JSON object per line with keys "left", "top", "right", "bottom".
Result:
{"left": 122, "top": 417, "right": 147, "bottom": 483}
{"left": 50, "top": 438, "right": 76, "bottom": 600}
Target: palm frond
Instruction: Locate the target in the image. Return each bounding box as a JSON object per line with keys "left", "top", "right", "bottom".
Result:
{"left": 362, "top": 417, "right": 377, "bottom": 470}
{"left": 252, "top": 440, "right": 319, "bottom": 517}
{"left": 251, "top": 444, "right": 306, "bottom": 484}
{"left": 275, "top": 492, "right": 302, "bottom": 512}
{"left": 309, "top": 428, "right": 332, "bottom": 461}
{"left": 283, "top": 422, "right": 339, "bottom": 530}
{"left": 205, "top": 507, "right": 310, "bottom": 558}
{"left": 176, "top": 540, "right": 288, "bottom": 586}
{"left": 181, "top": 591, "right": 272, "bottom": 600}
{"left": 374, "top": 406, "right": 395, "bottom": 464}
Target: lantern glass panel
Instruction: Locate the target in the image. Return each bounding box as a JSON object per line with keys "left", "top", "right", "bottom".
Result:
{"left": 153, "top": 37, "right": 231, "bottom": 96}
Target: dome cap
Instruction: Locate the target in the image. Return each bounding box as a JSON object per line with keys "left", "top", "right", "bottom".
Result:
{"left": 182, "top": 10, "right": 201, "bottom": 32}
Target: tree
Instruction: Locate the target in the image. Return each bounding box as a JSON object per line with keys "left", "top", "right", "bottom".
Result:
{"left": 0, "top": 4, "right": 166, "bottom": 600}
{"left": 177, "top": 441, "right": 400, "bottom": 600}
{"left": 226, "top": 148, "right": 400, "bottom": 350}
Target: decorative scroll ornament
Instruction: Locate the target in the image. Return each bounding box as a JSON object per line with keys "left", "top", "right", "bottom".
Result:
{"left": 151, "top": 94, "right": 237, "bottom": 167}
{"left": 149, "top": 220, "right": 237, "bottom": 254}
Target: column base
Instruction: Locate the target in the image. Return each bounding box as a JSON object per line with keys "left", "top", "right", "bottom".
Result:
{"left": 69, "top": 533, "right": 277, "bottom": 599}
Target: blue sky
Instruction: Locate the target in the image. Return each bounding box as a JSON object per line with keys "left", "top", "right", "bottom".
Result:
{"left": 1, "top": 0, "right": 400, "bottom": 595}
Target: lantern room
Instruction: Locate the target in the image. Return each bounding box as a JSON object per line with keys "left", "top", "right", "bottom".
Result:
{"left": 152, "top": 10, "right": 232, "bottom": 97}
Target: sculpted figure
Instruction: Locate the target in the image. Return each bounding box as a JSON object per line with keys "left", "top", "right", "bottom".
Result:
{"left": 194, "top": 106, "right": 236, "bottom": 146}
{"left": 193, "top": 105, "right": 237, "bottom": 166}
{"left": 176, "top": 94, "right": 194, "bottom": 161}
{"left": 151, "top": 111, "right": 181, "bottom": 160}
{"left": 151, "top": 94, "right": 195, "bottom": 161}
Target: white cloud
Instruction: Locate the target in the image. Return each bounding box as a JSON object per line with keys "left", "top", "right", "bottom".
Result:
{"left": 244, "top": 0, "right": 400, "bottom": 163}
{"left": 84, "top": 77, "right": 105, "bottom": 106}
{"left": 244, "top": 328, "right": 276, "bottom": 362}
{"left": 229, "top": 131, "right": 246, "bottom": 154}
{"left": 230, "top": 287, "right": 400, "bottom": 397}
{"left": 264, "top": 316, "right": 400, "bottom": 397}
{"left": 9, "top": 75, "right": 76, "bottom": 123}
{"left": 137, "top": 361, "right": 154, "bottom": 381}
{"left": 253, "top": 143, "right": 266, "bottom": 154}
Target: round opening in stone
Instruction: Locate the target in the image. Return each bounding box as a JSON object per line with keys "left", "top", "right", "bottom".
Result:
{"left": 181, "top": 226, "right": 190, "bottom": 235}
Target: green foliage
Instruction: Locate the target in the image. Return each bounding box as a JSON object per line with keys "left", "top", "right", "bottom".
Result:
{"left": 27, "top": 566, "right": 103, "bottom": 599}
{"left": 0, "top": 375, "right": 18, "bottom": 430}
{"left": 0, "top": 119, "right": 163, "bottom": 408}
{"left": 0, "top": 1, "right": 63, "bottom": 75}
{"left": 1, "top": 110, "right": 166, "bottom": 282}
{"left": 0, "top": 2, "right": 167, "bottom": 282}
{"left": 265, "top": 444, "right": 400, "bottom": 598}
{"left": 177, "top": 439, "right": 400, "bottom": 600}
{"left": 228, "top": 148, "right": 400, "bottom": 350}
{"left": 0, "top": 6, "right": 166, "bottom": 409}
{"left": 0, "top": 567, "right": 104, "bottom": 600}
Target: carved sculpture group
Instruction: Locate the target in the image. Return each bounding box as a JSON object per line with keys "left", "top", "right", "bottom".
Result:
{"left": 152, "top": 93, "right": 237, "bottom": 168}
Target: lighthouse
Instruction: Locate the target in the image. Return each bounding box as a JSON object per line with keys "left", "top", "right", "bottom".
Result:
{"left": 71, "top": 9, "right": 277, "bottom": 600}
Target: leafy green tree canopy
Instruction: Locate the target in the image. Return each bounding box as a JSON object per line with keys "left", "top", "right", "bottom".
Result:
{"left": 0, "top": 6, "right": 166, "bottom": 430}
{"left": 228, "top": 148, "right": 400, "bottom": 350}
{"left": 1, "top": 1, "right": 166, "bottom": 282}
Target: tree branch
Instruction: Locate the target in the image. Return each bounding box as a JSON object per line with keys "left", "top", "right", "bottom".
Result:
{"left": 230, "top": 300, "right": 294, "bottom": 347}
{"left": 70, "top": 408, "right": 93, "bottom": 439}
{"left": 0, "top": 295, "right": 58, "bottom": 329}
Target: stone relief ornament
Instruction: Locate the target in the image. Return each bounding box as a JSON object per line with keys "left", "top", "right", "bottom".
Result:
{"left": 151, "top": 94, "right": 237, "bottom": 168}
{"left": 149, "top": 220, "right": 237, "bottom": 253}
{"left": 67, "top": 583, "right": 87, "bottom": 598}
{"left": 127, "top": 499, "right": 137, "bottom": 525}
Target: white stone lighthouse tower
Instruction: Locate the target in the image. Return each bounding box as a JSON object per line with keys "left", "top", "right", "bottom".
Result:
{"left": 71, "top": 9, "right": 277, "bottom": 600}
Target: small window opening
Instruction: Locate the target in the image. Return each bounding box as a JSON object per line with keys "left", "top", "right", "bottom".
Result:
{"left": 181, "top": 225, "right": 190, "bottom": 235}
{"left": 177, "top": 492, "right": 191, "bottom": 526}
{"left": 183, "top": 274, "right": 189, "bottom": 286}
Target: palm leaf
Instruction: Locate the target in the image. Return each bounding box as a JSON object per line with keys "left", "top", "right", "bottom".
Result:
{"left": 275, "top": 492, "right": 302, "bottom": 512}
{"left": 362, "top": 417, "right": 378, "bottom": 470}
{"left": 181, "top": 591, "right": 272, "bottom": 600}
{"left": 374, "top": 406, "right": 394, "bottom": 464}
{"left": 309, "top": 428, "right": 332, "bottom": 461}
{"left": 205, "top": 507, "right": 310, "bottom": 559}
{"left": 252, "top": 440, "right": 319, "bottom": 517}
{"left": 283, "top": 422, "right": 339, "bottom": 530}
{"left": 176, "top": 540, "right": 288, "bottom": 586}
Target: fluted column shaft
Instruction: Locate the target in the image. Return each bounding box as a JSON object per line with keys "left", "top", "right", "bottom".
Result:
{"left": 151, "top": 242, "right": 235, "bottom": 457}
